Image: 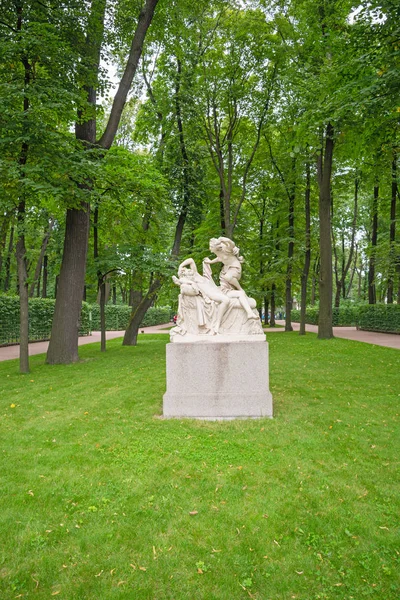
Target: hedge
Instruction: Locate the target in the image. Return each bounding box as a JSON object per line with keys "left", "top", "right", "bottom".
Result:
{"left": 90, "top": 304, "right": 172, "bottom": 330}
{"left": 0, "top": 296, "right": 91, "bottom": 346}
{"left": 290, "top": 306, "right": 359, "bottom": 327}
{"left": 0, "top": 296, "right": 171, "bottom": 345}
{"left": 357, "top": 304, "right": 400, "bottom": 333}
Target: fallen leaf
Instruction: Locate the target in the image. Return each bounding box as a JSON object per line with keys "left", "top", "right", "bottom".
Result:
{"left": 51, "top": 592, "right": 60, "bottom": 596}
{"left": 189, "top": 511, "right": 198, "bottom": 516}
{"left": 10, "top": 404, "right": 16, "bottom": 408}
{"left": 27, "top": 490, "right": 34, "bottom": 496}
{"left": 197, "top": 568, "right": 203, "bottom": 574}
{"left": 95, "top": 570, "right": 103, "bottom": 577}
{"left": 139, "top": 566, "right": 147, "bottom": 571}
{"left": 296, "top": 571, "right": 303, "bottom": 575}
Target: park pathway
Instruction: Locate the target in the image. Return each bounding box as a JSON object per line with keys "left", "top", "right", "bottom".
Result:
{"left": 0, "top": 322, "right": 398, "bottom": 362}
{"left": 270, "top": 320, "right": 400, "bottom": 350}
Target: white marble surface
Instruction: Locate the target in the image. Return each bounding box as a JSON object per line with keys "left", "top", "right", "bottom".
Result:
{"left": 163, "top": 341, "right": 273, "bottom": 420}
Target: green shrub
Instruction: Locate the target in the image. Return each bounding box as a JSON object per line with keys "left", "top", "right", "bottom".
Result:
{"left": 90, "top": 304, "right": 171, "bottom": 330}
{"left": 358, "top": 304, "right": 400, "bottom": 333}
{"left": 291, "top": 306, "right": 359, "bottom": 326}
{"left": 90, "top": 304, "right": 132, "bottom": 331}
{"left": 0, "top": 295, "right": 91, "bottom": 345}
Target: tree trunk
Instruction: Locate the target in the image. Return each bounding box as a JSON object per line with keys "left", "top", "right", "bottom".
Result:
{"left": 123, "top": 278, "right": 163, "bottom": 345}
{"left": 46, "top": 206, "right": 90, "bottom": 363}
{"left": 16, "top": 200, "right": 29, "bottom": 374}
{"left": 299, "top": 160, "right": 311, "bottom": 335}
{"left": 334, "top": 177, "right": 358, "bottom": 307}
{"left": 171, "top": 58, "right": 191, "bottom": 257}
{"left": 264, "top": 298, "right": 269, "bottom": 325}
{"left": 269, "top": 284, "right": 276, "bottom": 327}
{"left": 47, "top": 0, "right": 158, "bottom": 363}
{"left": 311, "top": 255, "right": 319, "bottom": 306}
{"left": 42, "top": 254, "right": 48, "bottom": 298}
{"left": 99, "top": 278, "right": 106, "bottom": 352}
{"left": 285, "top": 171, "right": 295, "bottom": 332}
{"left": 29, "top": 218, "right": 54, "bottom": 297}
{"left": 3, "top": 224, "right": 14, "bottom": 292}
{"left": 387, "top": 155, "right": 397, "bottom": 303}
{"left": 317, "top": 123, "right": 334, "bottom": 339}
{"left": 368, "top": 182, "right": 379, "bottom": 304}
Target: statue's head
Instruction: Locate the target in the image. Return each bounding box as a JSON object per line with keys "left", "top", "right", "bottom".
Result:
{"left": 209, "top": 236, "right": 242, "bottom": 261}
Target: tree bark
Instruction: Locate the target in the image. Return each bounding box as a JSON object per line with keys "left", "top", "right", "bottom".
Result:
{"left": 42, "top": 254, "right": 48, "bottom": 298}
{"left": 46, "top": 206, "right": 90, "bottom": 363}
{"left": 269, "top": 284, "right": 276, "bottom": 327}
{"left": 317, "top": 123, "right": 334, "bottom": 339}
{"left": 123, "top": 277, "right": 163, "bottom": 345}
{"left": 29, "top": 218, "right": 54, "bottom": 297}
{"left": 3, "top": 222, "right": 14, "bottom": 292}
{"left": 387, "top": 155, "right": 397, "bottom": 303}
{"left": 299, "top": 160, "right": 311, "bottom": 335}
{"left": 334, "top": 177, "right": 358, "bottom": 307}
{"left": 368, "top": 182, "right": 379, "bottom": 304}
{"left": 16, "top": 201, "right": 29, "bottom": 374}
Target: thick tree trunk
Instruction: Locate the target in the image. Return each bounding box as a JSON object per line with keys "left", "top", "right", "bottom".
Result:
{"left": 299, "top": 161, "right": 311, "bottom": 335}
{"left": 317, "top": 123, "right": 334, "bottom": 339}
{"left": 46, "top": 206, "right": 90, "bottom": 363}
{"left": 368, "top": 183, "right": 379, "bottom": 304}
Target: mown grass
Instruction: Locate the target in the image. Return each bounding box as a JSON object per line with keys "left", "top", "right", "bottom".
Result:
{"left": 0, "top": 333, "right": 399, "bottom": 600}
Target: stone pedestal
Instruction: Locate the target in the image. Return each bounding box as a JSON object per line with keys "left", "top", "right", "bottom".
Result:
{"left": 163, "top": 341, "right": 273, "bottom": 420}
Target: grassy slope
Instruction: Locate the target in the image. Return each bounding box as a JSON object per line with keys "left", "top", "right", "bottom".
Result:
{"left": 0, "top": 333, "right": 399, "bottom": 600}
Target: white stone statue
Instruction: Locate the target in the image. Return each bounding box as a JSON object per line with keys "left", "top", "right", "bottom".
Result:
{"left": 170, "top": 237, "right": 265, "bottom": 342}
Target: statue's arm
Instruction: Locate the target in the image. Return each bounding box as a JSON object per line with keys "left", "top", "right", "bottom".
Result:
{"left": 178, "top": 258, "right": 198, "bottom": 273}
{"left": 203, "top": 256, "right": 221, "bottom": 265}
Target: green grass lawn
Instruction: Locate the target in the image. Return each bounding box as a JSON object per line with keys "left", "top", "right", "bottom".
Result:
{"left": 0, "top": 333, "right": 399, "bottom": 600}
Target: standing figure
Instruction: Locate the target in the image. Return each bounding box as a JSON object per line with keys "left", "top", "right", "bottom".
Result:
{"left": 203, "top": 237, "right": 258, "bottom": 320}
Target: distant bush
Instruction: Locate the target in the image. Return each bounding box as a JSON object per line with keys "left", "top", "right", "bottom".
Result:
{"left": 0, "top": 295, "right": 90, "bottom": 345}
{"left": 1, "top": 296, "right": 172, "bottom": 344}
{"left": 291, "top": 304, "right": 400, "bottom": 332}
{"left": 291, "top": 306, "right": 359, "bottom": 327}
{"left": 90, "top": 304, "right": 171, "bottom": 330}
{"left": 358, "top": 304, "right": 400, "bottom": 333}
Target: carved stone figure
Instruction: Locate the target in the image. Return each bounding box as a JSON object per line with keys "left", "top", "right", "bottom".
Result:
{"left": 170, "top": 237, "right": 264, "bottom": 342}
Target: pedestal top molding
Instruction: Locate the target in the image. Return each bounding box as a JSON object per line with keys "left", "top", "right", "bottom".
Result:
{"left": 171, "top": 236, "right": 264, "bottom": 343}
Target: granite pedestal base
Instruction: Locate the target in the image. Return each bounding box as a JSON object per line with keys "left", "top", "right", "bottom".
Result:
{"left": 163, "top": 341, "right": 273, "bottom": 420}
